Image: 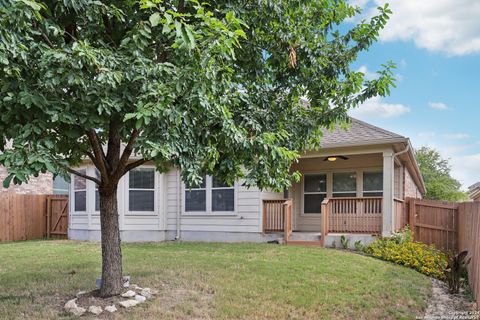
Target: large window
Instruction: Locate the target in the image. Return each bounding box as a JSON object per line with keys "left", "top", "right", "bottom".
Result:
{"left": 363, "top": 171, "right": 383, "bottom": 197}
{"left": 73, "top": 170, "right": 86, "bottom": 212}
{"left": 53, "top": 175, "right": 69, "bottom": 195}
{"left": 303, "top": 174, "right": 327, "bottom": 214}
{"left": 129, "top": 168, "right": 155, "bottom": 212}
{"left": 333, "top": 172, "right": 357, "bottom": 198}
{"left": 184, "top": 176, "right": 235, "bottom": 214}
{"left": 185, "top": 176, "right": 207, "bottom": 212}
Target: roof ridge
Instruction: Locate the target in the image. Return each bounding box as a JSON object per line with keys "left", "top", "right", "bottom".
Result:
{"left": 349, "top": 117, "right": 405, "bottom": 139}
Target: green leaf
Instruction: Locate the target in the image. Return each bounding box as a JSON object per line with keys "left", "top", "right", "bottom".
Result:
{"left": 149, "top": 13, "right": 161, "bottom": 27}
{"left": 3, "top": 174, "right": 14, "bottom": 188}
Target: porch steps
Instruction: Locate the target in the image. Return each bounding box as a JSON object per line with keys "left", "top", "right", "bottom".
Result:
{"left": 286, "top": 232, "right": 323, "bottom": 246}
{"left": 288, "top": 232, "right": 321, "bottom": 242}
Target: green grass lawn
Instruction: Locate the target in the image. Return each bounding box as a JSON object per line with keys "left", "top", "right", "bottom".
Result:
{"left": 0, "top": 240, "right": 431, "bottom": 319}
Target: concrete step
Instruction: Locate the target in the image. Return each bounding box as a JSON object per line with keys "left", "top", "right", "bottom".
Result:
{"left": 288, "top": 232, "right": 321, "bottom": 242}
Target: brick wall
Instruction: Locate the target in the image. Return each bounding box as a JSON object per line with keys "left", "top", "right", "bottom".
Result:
{"left": 404, "top": 167, "right": 422, "bottom": 199}
{"left": 0, "top": 166, "right": 53, "bottom": 194}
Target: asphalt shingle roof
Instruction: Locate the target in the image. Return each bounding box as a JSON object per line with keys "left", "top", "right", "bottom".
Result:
{"left": 320, "top": 118, "right": 405, "bottom": 148}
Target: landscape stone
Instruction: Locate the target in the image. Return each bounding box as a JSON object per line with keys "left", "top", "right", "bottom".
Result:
{"left": 70, "top": 307, "right": 86, "bottom": 317}
{"left": 121, "top": 290, "right": 136, "bottom": 298}
{"left": 64, "top": 298, "right": 77, "bottom": 311}
{"left": 105, "top": 305, "right": 117, "bottom": 313}
{"left": 135, "top": 295, "right": 146, "bottom": 303}
{"left": 88, "top": 306, "right": 103, "bottom": 315}
{"left": 119, "top": 299, "right": 139, "bottom": 308}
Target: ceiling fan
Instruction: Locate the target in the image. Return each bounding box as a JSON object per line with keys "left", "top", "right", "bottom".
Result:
{"left": 323, "top": 155, "right": 349, "bottom": 162}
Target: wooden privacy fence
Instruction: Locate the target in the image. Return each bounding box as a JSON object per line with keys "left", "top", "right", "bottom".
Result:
{"left": 408, "top": 198, "right": 458, "bottom": 252}
{"left": 0, "top": 194, "right": 68, "bottom": 242}
{"left": 457, "top": 201, "right": 480, "bottom": 310}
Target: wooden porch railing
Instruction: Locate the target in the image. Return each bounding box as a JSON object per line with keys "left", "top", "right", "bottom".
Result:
{"left": 322, "top": 197, "right": 383, "bottom": 235}
{"left": 263, "top": 199, "right": 293, "bottom": 242}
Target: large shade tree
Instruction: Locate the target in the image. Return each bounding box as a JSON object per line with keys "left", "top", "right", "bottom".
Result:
{"left": 416, "top": 146, "right": 468, "bottom": 201}
{"left": 0, "top": 0, "right": 395, "bottom": 296}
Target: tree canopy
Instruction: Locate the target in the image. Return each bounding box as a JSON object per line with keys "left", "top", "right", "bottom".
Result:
{"left": 416, "top": 146, "right": 468, "bottom": 202}
{"left": 0, "top": 0, "right": 395, "bottom": 191}
{"left": 0, "top": 0, "right": 395, "bottom": 296}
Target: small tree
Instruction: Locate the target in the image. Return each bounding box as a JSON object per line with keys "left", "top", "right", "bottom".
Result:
{"left": 0, "top": 0, "right": 394, "bottom": 296}
{"left": 416, "top": 147, "right": 469, "bottom": 201}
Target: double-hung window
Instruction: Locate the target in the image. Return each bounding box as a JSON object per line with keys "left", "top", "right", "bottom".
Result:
{"left": 333, "top": 172, "right": 357, "bottom": 198}
{"left": 73, "top": 170, "right": 87, "bottom": 212}
{"left": 128, "top": 168, "right": 155, "bottom": 212}
{"left": 184, "top": 176, "right": 235, "bottom": 214}
{"left": 303, "top": 174, "right": 327, "bottom": 214}
{"left": 363, "top": 171, "right": 383, "bottom": 197}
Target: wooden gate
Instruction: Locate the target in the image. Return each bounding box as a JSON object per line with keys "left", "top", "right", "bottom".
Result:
{"left": 408, "top": 198, "right": 458, "bottom": 252}
{"left": 46, "top": 195, "right": 68, "bottom": 238}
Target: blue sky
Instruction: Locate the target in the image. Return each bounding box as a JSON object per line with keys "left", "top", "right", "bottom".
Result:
{"left": 345, "top": 0, "right": 480, "bottom": 190}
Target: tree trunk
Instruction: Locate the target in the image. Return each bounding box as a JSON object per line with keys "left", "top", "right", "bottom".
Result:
{"left": 99, "top": 187, "right": 123, "bottom": 297}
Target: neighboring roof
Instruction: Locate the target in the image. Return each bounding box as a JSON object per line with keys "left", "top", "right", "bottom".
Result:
{"left": 320, "top": 118, "right": 405, "bottom": 148}
{"left": 469, "top": 182, "right": 480, "bottom": 200}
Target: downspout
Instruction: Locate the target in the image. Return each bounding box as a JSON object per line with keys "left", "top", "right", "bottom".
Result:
{"left": 394, "top": 143, "right": 410, "bottom": 159}
{"left": 175, "top": 170, "right": 181, "bottom": 240}
{"left": 393, "top": 143, "right": 410, "bottom": 199}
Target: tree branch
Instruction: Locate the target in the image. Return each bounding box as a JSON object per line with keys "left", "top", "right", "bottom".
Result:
{"left": 124, "top": 158, "right": 147, "bottom": 174}
{"left": 86, "top": 129, "right": 109, "bottom": 183}
{"left": 112, "top": 129, "right": 140, "bottom": 180}
{"left": 67, "top": 168, "right": 101, "bottom": 185}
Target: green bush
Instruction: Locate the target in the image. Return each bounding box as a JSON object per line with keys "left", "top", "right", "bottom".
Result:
{"left": 365, "top": 227, "right": 447, "bottom": 279}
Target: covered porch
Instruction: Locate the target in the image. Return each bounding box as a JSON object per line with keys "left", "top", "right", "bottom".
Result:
{"left": 262, "top": 149, "right": 407, "bottom": 246}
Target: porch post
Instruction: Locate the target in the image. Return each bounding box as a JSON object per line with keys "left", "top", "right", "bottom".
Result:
{"left": 382, "top": 150, "right": 395, "bottom": 236}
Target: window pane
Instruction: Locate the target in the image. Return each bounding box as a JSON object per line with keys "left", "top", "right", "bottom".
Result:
{"left": 74, "top": 171, "right": 86, "bottom": 190}
{"left": 212, "top": 189, "right": 234, "bottom": 211}
{"left": 304, "top": 174, "right": 326, "bottom": 193}
{"left": 186, "top": 176, "right": 206, "bottom": 189}
{"left": 212, "top": 176, "right": 232, "bottom": 188}
{"left": 304, "top": 194, "right": 325, "bottom": 214}
{"left": 332, "top": 192, "right": 357, "bottom": 198}
{"left": 129, "top": 190, "right": 154, "bottom": 211}
{"left": 130, "top": 168, "right": 154, "bottom": 189}
{"left": 363, "top": 172, "right": 383, "bottom": 191}
{"left": 95, "top": 190, "right": 100, "bottom": 211}
{"left": 185, "top": 190, "right": 206, "bottom": 211}
{"left": 53, "top": 176, "right": 69, "bottom": 195}
{"left": 74, "top": 191, "right": 86, "bottom": 211}
{"left": 333, "top": 172, "right": 356, "bottom": 192}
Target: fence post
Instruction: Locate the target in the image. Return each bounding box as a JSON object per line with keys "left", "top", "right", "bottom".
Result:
{"left": 321, "top": 199, "right": 329, "bottom": 247}
{"left": 408, "top": 198, "right": 416, "bottom": 238}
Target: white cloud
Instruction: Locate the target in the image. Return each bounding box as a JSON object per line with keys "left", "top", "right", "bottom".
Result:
{"left": 367, "top": 0, "right": 480, "bottom": 56}
{"left": 429, "top": 102, "right": 449, "bottom": 110}
{"left": 357, "top": 65, "right": 378, "bottom": 80}
{"left": 444, "top": 133, "right": 470, "bottom": 140}
{"left": 450, "top": 154, "right": 480, "bottom": 190}
{"left": 349, "top": 96, "right": 410, "bottom": 119}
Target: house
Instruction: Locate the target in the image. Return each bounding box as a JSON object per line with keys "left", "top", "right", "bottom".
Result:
{"left": 469, "top": 182, "right": 480, "bottom": 201}
{"left": 68, "top": 118, "right": 425, "bottom": 246}
{"left": 0, "top": 165, "right": 53, "bottom": 194}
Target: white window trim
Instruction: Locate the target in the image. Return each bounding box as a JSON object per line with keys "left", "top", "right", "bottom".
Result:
{"left": 182, "top": 175, "right": 237, "bottom": 216}
{"left": 72, "top": 168, "right": 87, "bottom": 214}
{"left": 126, "top": 166, "right": 158, "bottom": 215}
{"left": 302, "top": 173, "right": 327, "bottom": 215}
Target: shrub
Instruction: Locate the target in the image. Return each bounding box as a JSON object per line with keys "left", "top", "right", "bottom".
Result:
{"left": 340, "top": 235, "right": 349, "bottom": 249}
{"left": 445, "top": 250, "right": 470, "bottom": 294}
{"left": 354, "top": 240, "right": 364, "bottom": 252}
{"left": 391, "top": 225, "right": 413, "bottom": 244}
{"left": 365, "top": 230, "right": 447, "bottom": 279}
